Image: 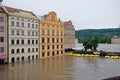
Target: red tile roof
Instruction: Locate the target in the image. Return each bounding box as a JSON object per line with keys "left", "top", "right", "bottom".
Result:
{"left": 63, "top": 20, "right": 72, "bottom": 26}
{"left": 5, "top": 6, "right": 36, "bottom": 16}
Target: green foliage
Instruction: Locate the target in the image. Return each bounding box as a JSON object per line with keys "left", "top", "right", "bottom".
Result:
{"left": 83, "top": 36, "right": 99, "bottom": 51}
{"left": 76, "top": 28, "right": 120, "bottom": 43}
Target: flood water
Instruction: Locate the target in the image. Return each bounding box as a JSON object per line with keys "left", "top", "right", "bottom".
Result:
{"left": 0, "top": 56, "right": 120, "bottom": 80}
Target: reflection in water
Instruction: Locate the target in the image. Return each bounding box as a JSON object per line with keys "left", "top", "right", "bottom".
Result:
{"left": 0, "top": 56, "right": 120, "bottom": 80}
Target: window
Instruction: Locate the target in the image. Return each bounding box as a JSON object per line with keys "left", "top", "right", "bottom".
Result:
{"left": 16, "top": 30, "right": 20, "bottom": 35}
{"left": 36, "top": 20, "right": 38, "bottom": 23}
{"left": 36, "top": 32, "right": 38, "bottom": 36}
{"left": 57, "top": 45, "right": 59, "bottom": 49}
{"left": 28, "top": 23, "right": 30, "bottom": 27}
{"left": 52, "top": 45, "right": 54, "bottom": 49}
{"left": 61, "top": 32, "right": 63, "bottom": 36}
{"left": 16, "top": 39, "right": 19, "bottom": 44}
{"left": 52, "top": 31, "right": 54, "bottom": 36}
{"left": 32, "top": 31, "right": 34, "bottom": 36}
{"left": 52, "top": 52, "right": 54, "bottom": 56}
{"left": 0, "top": 37, "right": 4, "bottom": 42}
{"left": 11, "top": 21, "right": 14, "bottom": 26}
{"left": 28, "top": 40, "right": 30, "bottom": 44}
{"left": 22, "top": 19, "right": 24, "bottom": 21}
{"left": 32, "top": 24, "right": 34, "bottom": 28}
{"left": 42, "top": 45, "right": 44, "bottom": 50}
{"left": 42, "top": 30, "right": 44, "bottom": 35}
{"left": 47, "top": 38, "right": 50, "bottom": 43}
{"left": 28, "top": 48, "right": 30, "bottom": 52}
{"left": 0, "top": 47, "right": 4, "bottom": 53}
{"left": 11, "top": 49, "right": 15, "bottom": 54}
{"left": 57, "top": 38, "right": 59, "bottom": 43}
{"left": 47, "top": 52, "right": 50, "bottom": 56}
{"left": 32, "top": 40, "right": 34, "bottom": 44}
{"left": 21, "top": 22, "right": 24, "bottom": 27}
{"left": 21, "top": 48, "right": 24, "bottom": 53}
{"left": 47, "top": 30, "right": 50, "bottom": 35}
{"left": 11, "top": 39, "right": 14, "bottom": 45}
{"left": 42, "top": 52, "right": 44, "bottom": 57}
{"left": 57, "top": 31, "right": 59, "bottom": 36}
{"left": 47, "top": 45, "right": 49, "bottom": 49}
{"left": 57, "top": 51, "right": 59, "bottom": 55}
{"left": 16, "top": 22, "right": 20, "bottom": 27}
{"left": 0, "top": 17, "right": 4, "bottom": 22}
{"left": 61, "top": 38, "right": 63, "bottom": 43}
{"left": 32, "top": 48, "right": 34, "bottom": 52}
{"left": 61, "top": 51, "right": 63, "bottom": 54}
{"left": 41, "top": 24, "right": 44, "bottom": 26}
{"left": 12, "top": 17, "right": 14, "bottom": 19}
{"left": 52, "top": 38, "right": 54, "bottom": 43}
{"left": 0, "top": 26, "right": 4, "bottom": 32}
{"left": 21, "top": 40, "right": 24, "bottom": 44}
{"left": 36, "top": 24, "right": 38, "bottom": 28}
{"left": 61, "top": 45, "right": 63, "bottom": 48}
{"left": 11, "top": 30, "right": 15, "bottom": 35}
{"left": 28, "top": 31, "right": 30, "bottom": 36}
{"left": 42, "top": 38, "right": 44, "bottom": 43}
{"left": 36, "top": 40, "right": 38, "bottom": 44}
{"left": 16, "top": 49, "right": 20, "bottom": 53}
{"left": 36, "top": 48, "right": 38, "bottom": 52}
{"left": 17, "top": 18, "right": 19, "bottom": 20}
{"left": 21, "top": 30, "right": 24, "bottom": 36}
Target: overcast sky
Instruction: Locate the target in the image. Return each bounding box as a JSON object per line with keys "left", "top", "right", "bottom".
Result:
{"left": 3, "top": 0, "right": 120, "bottom": 30}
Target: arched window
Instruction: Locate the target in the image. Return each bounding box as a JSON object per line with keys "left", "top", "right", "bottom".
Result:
{"left": 21, "top": 48, "right": 24, "bottom": 53}
{"left": 21, "top": 56, "right": 24, "bottom": 61}
{"left": 16, "top": 39, "right": 19, "bottom": 44}
{"left": 11, "top": 49, "right": 15, "bottom": 54}
{"left": 32, "top": 48, "right": 34, "bottom": 52}
{"left": 36, "top": 40, "right": 38, "bottom": 44}
{"left": 21, "top": 39, "right": 24, "bottom": 44}
{"left": 36, "top": 48, "right": 38, "bottom": 52}
{"left": 11, "top": 39, "right": 14, "bottom": 45}
{"left": 32, "top": 40, "right": 34, "bottom": 44}
{"left": 28, "top": 40, "right": 30, "bottom": 44}
{"left": 16, "top": 49, "right": 20, "bottom": 53}
{"left": 28, "top": 48, "right": 30, "bottom": 52}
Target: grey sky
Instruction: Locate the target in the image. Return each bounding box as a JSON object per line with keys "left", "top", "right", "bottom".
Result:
{"left": 3, "top": 0, "right": 120, "bottom": 30}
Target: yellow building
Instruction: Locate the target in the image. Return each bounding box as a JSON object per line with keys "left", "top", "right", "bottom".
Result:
{"left": 38, "top": 11, "right": 64, "bottom": 59}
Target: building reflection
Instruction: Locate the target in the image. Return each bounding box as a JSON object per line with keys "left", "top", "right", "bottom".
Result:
{"left": 40, "top": 56, "right": 65, "bottom": 80}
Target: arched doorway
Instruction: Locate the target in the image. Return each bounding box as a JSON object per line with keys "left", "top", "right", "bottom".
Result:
{"left": 21, "top": 56, "right": 24, "bottom": 61}
{"left": 28, "top": 56, "right": 30, "bottom": 61}
{"left": 32, "top": 55, "right": 34, "bottom": 60}
{"left": 11, "top": 57, "right": 15, "bottom": 63}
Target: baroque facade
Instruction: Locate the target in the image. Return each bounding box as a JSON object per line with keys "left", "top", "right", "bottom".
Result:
{"left": 0, "top": 3, "right": 8, "bottom": 63}
{"left": 37, "top": 11, "right": 64, "bottom": 59}
{"left": 64, "top": 20, "right": 75, "bottom": 49}
{"left": 5, "top": 6, "right": 39, "bottom": 63}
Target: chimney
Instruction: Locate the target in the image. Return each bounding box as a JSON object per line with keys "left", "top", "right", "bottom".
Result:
{"left": 0, "top": 0, "right": 3, "bottom": 6}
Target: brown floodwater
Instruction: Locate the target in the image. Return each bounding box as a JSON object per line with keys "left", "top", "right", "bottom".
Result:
{"left": 0, "top": 56, "right": 120, "bottom": 80}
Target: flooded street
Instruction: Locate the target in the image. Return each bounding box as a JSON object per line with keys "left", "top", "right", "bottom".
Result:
{"left": 0, "top": 56, "right": 120, "bottom": 80}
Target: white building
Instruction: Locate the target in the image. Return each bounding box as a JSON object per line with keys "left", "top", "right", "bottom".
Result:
{"left": 0, "top": 1, "right": 8, "bottom": 64}
{"left": 5, "top": 6, "right": 39, "bottom": 63}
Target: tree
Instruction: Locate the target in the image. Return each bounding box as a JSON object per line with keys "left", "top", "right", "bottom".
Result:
{"left": 83, "top": 36, "right": 99, "bottom": 51}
